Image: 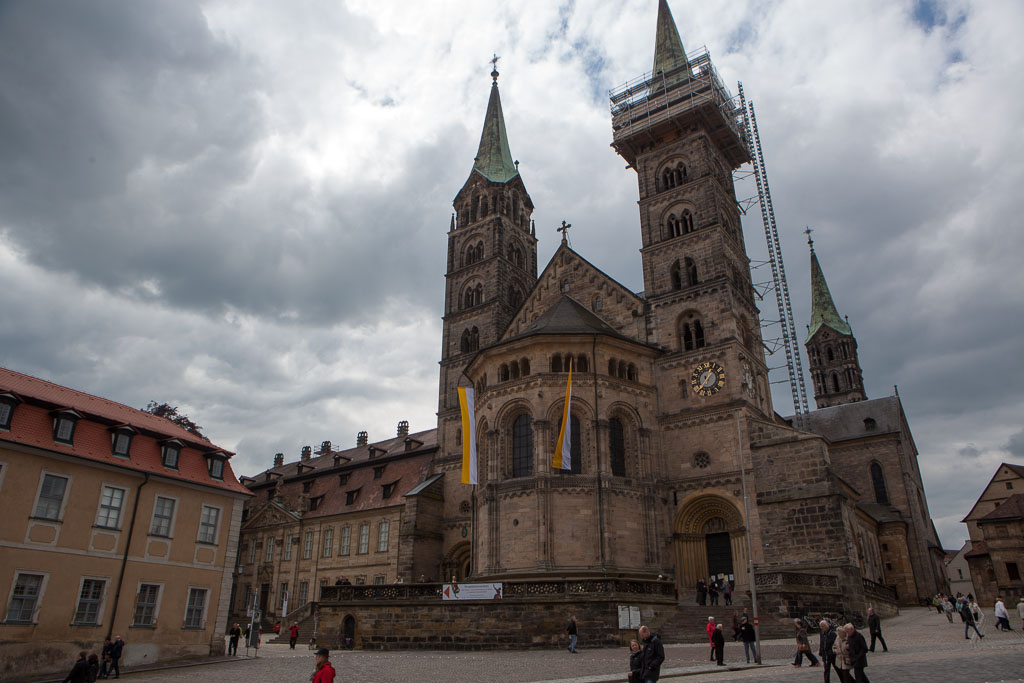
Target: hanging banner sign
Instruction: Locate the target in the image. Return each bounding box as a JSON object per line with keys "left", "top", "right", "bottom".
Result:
{"left": 442, "top": 583, "right": 503, "bottom": 600}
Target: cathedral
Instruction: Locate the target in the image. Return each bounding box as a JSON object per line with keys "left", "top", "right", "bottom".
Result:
{"left": 233, "top": 0, "right": 946, "bottom": 632}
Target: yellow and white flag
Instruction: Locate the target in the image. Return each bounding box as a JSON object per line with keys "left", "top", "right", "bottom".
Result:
{"left": 458, "top": 386, "right": 477, "bottom": 485}
{"left": 553, "top": 358, "right": 573, "bottom": 470}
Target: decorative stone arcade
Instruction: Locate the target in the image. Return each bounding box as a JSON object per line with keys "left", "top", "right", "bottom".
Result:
{"left": 672, "top": 494, "right": 749, "bottom": 599}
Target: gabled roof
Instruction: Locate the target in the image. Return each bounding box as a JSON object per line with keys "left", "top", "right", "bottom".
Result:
{"left": 471, "top": 79, "right": 518, "bottom": 184}
{"left": 807, "top": 245, "right": 852, "bottom": 342}
{"left": 977, "top": 493, "right": 1024, "bottom": 522}
{"left": 960, "top": 462, "right": 1024, "bottom": 523}
{"left": 792, "top": 396, "right": 902, "bottom": 443}
{"left": 0, "top": 366, "right": 249, "bottom": 495}
{"left": 507, "top": 295, "right": 632, "bottom": 342}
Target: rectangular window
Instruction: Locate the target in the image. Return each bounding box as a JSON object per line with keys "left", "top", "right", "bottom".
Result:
{"left": 346, "top": 489, "right": 359, "bottom": 506}
{"left": 0, "top": 401, "right": 12, "bottom": 429}
{"left": 358, "top": 524, "right": 369, "bottom": 554}
{"left": 340, "top": 527, "right": 351, "bottom": 556}
{"left": 373, "top": 465, "right": 385, "bottom": 480}
{"left": 132, "top": 584, "right": 160, "bottom": 626}
{"left": 150, "top": 497, "right": 175, "bottom": 537}
{"left": 74, "top": 579, "right": 105, "bottom": 625}
{"left": 373, "top": 575, "right": 386, "bottom": 585}
{"left": 338, "top": 473, "right": 349, "bottom": 486}
{"left": 95, "top": 486, "right": 125, "bottom": 529}
{"left": 184, "top": 587, "right": 207, "bottom": 628}
{"left": 309, "top": 495, "right": 322, "bottom": 511}
{"left": 322, "top": 528, "right": 333, "bottom": 557}
{"left": 162, "top": 444, "right": 180, "bottom": 469}
{"left": 242, "top": 585, "right": 252, "bottom": 613}
{"left": 354, "top": 575, "right": 365, "bottom": 585}
{"left": 208, "top": 458, "right": 224, "bottom": 480}
{"left": 298, "top": 581, "right": 308, "bottom": 605}
{"left": 1008, "top": 562, "right": 1022, "bottom": 582}
{"left": 382, "top": 482, "right": 395, "bottom": 498}
{"left": 54, "top": 416, "right": 76, "bottom": 443}
{"left": 284, "top": 535, "right": 293, "bottom": 561}
{"left": 34, "top": 473, "right": 68, "bottom": 520}
{"left": 7, "top": 573, "right": 43, "bottom": 623}
{"left": 1007, "top": 482, "right": 1014, "bottom": 490}
{"left": 264, "top": 536, "right": 274, "bottom": 562}
{"left": 248, "top": 542, "right": 256, "bottom": 564}
{"left": 279, "top": 582, "right": 288, "bottom": 609}
{"left": 197, "top": 506, "right": 219, "bottom": 544}
{"left": 112, "top": 431, "right": 132, "bottom": 457}
{"left": 377, "top": 520, "right": 389, "bottom": 552}
{"left": 303, "top": 531, "right": 313, "bottom": 559}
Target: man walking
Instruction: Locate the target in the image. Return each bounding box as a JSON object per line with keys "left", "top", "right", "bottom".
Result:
{"left": 866, "top": 608, "right": 887, "bottom": 652}
{"left": 228, "top": 623, "right": 241, "bottom": 656}
{"left": 818, "top": 620, "right": 838, "bottom": 683}
{"left": 108, "top": 636, "right": 124, "bottom": 679}
{"left": 846, "top": 624, "right": 870, "bottom": 683}
{"left": 994, "top": 597, "right": 1013, "bottom": 631}
{"left": 711, "top": 623, "right": 725, "bottom": 666}
{"left": 289, "top": 621, "right": 300, "bottom": 649}
{"left": 638, "top": 625, "right": 665, "bottom": 683}
{"left": 566, "top": 615, "right": 578, "bottom": 653}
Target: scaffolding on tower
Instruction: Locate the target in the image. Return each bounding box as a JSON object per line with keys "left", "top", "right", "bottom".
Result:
{"left": 737, "top": 82, "right": 810, "bottom": 425}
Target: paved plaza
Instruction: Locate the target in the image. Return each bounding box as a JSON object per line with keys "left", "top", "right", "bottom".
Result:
{"left": 87, "top": 608, "right": 1024, "bottom": 682}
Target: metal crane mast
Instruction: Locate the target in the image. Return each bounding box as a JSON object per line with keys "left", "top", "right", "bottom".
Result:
{"left": 737, "top": 82, "right": 810, "bottom": 424}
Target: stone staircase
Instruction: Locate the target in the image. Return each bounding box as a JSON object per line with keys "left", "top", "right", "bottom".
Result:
{"left": 657, "top": 603, "right": 751, "bottom": 644}
{"left": 269, "top": 614, "right": 317, "bottom": 646}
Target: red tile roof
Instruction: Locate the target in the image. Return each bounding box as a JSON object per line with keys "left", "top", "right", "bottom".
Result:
{"left": 964, "top": 540, "right": 988, "bottom": 558}
{"left": 0, "top": 366, "right": 250, "bottom": 495}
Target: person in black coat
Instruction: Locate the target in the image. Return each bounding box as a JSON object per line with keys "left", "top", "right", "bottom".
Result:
{"left": 738, "top": 618, "right": 757, "bottom": 663}
{"left": 628, "top": 639, "right": 644, "bottom": 683}
{"left": 108, "top": 636, "right": 124, "bottom": 679}
{"left": 818, "top": 620, "right": 838, "bottom": 683}
{"left": 62, "top": 651, "right": 90, "bottom": 683}
{"left": 696, "top": 579, "right": 707, "bottom": 606}
{"left": 711, "top": 624, "right": 725, "bottom": 666}
{"left": 638, "top": 625, "right": 665, "bottom": 682}
{"left": 845, "top": 625, "right": 870, "bottom": 683}
{"left": 866, "top": 608, "right": 887, "bottom": 653}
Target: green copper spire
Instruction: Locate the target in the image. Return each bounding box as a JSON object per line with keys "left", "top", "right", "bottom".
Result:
{"left": 471, "top": 65, "right": 519, "bottom": 184}
{"left": 806, "top": 236, "right": 852, "bottom": 342}
{"left": 652, "top": 0, "right": 691, "bottom": 82}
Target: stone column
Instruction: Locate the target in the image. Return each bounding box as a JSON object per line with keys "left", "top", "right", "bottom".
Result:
{"left": 532, "top": 420, "right": 551, "bottom": 570}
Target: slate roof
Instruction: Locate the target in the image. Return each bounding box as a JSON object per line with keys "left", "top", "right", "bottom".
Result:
{"left": 506, "top": 295, "right": 639, "bottom": 345}
{"left": 652, "top": 0, "right": 692, "bottom": 82}
{"left": 856, "top": 502, "right": 905, "bottom": 524}
{"left": 793, "top": 396, "right": 902, "bottom": 443}
{"left": 471, "top": 80, "right": 518, "bottom": 184}
{"left": 0, "top": 366, "right": 249, "bottom": 495}
{"left": 807, "top": 247, "right": 852, "bottom": 342}
{"left": 977, "top": 493, "right": 1024, "bottom": 522}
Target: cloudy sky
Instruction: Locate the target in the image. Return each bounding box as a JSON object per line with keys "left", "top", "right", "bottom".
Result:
{"left": 2, "top": 0, "right": 1022, "bottom": 547}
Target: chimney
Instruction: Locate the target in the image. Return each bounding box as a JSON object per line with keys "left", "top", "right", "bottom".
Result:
{"left": 301, "top": 445, "right": 311, "bottom": 461}
{"left": 273, "top": 452, "right": 284, "bottom": 468}
{"left": 356, "top": 431, "right": 368, "bottom": 447}
{"left": 397, "top": 420, "right": 409, "bottom": 437}
{"left": 319, "top": 440, "right": 332, "bottom": 454}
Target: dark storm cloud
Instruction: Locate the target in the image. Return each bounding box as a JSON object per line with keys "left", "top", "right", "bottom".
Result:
{"left": 1006, "top": 430, "right": 1024, "bottom": 459}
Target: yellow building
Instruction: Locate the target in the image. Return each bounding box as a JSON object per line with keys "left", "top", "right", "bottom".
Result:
{"left": 0, "top": 368, "right": 250, "bottom": 679}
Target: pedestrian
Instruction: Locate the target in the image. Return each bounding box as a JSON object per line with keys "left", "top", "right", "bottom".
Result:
{"left": 845, "top": 624, "right": 870, "bottom": 683}
{"left": 705, "top": 617, "right": 716, "bottom": 661}
{"left": 941, "top": 596, "right": 954, "bottom": 623}
{"left": 61, "top": 651, "right": 90, "bottom": 683}
{"left": 566, "top": 615, "right": 578, "bottom": 653}
{"left": 833, "top": 626, "right": 853, "bottom": 683}
{"left": 738, "top": 617, "right": 757, "bottom": 663}
{"left": 312, "top": 647, "right": 335, "bottom": 683}
{"left": 696, "top": 578, "right": 707, "bottom": 606}
{"left": 866, "top": 607, "right": 887, "bottom": 653}
{"left": 994, "top": 597, "right": 1013, "bottom": 631}
{"left": 627, "top": 639, "right": 644, "bottom": 683}
{"left": 961, "top": 598, "right": 984, "bottom": 640}
{"left": 97, "top": 638, "right": 112, "bottom": 679}
{"left": 86, "top": 653, "right": 100, "bottom": 683}
{"left": 708, "top": 578, "right": 719, "bottom": 606}
{"left": 731, "top": 610, "right": 740, "bottom": 641}
{"left": 228, "top": 623, "right": 241, "bottom": 656}
{"left": 289, "top": 621, "right": 300, "bottom": 649}
{"left": 723, "top": 581, "right": 733, "bottom": 606}
{"left": 638, "top": 625, "right": 665, "bottom": 683}
{"left": 108, "top": 636, "right": 123, "bottom": 679}
{"left": 818, "top": 620, "right": 837, "bottom": 683}
{"left": 711, "top": 623, "right": 725, "bottom": 666}
{"left": 1017, "top": 596, "right": 1024, "bottom": 629}
{"left": 793, "top": 619, "right": 819, "bottom": 668}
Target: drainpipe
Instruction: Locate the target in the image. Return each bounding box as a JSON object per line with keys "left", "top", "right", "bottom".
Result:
{"left": 107, "top": 472, "right": 149, "bottom": 640}
{"left": 593, "top": 335, "right": 606, "bottom": 573}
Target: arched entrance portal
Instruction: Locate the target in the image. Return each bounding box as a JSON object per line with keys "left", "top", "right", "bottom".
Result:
{"left": 445, "top": 541, "right": 472, "bottom": 581}
{"left": 673, "top": 495, "right": 749, "bottom": 601}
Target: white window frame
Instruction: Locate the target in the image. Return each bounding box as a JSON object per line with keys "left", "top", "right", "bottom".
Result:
{"left": 0, "top": 400, "right": 13, "bottom": 430}
{"left": 264, "top": 536, "right": 274, "bottom": 563}
{"left": 5, "top": 570, "right": 49, "bottom": 624}
{"left": 196, "top": 504, "right": 221, "bottom": 545}
{"left": 183, "top": 586, "right": 209, "bottom": 630}
{"left": 53, "top": 414, "right": 78, "bottom": 444}
{"left": 161, "top": 442, "right": 181, "bottom": 470}
{"left": 358, "top": 523, "right": 369, "bottom": 554}
{"left": 303, "top": 531, "right": 313, "bottom": 559}
{"left": 131, "top": 581, "right": 163, "bottom": 627}
{"left": 111, "top": 429, "right": 133, "bottom": 458}
{"left": 322, "top": 528, "right": 333, "bottom": 557}
{"left": 207, "top": 456, "right": 224, "bottom": 480}
{"left": 94, "top": 484, "right": 127, "bottom": 530}
{"left": 149, "top": 495, "right": 177, "bottom": 538}
{"left": 298, "top": 581, "right": 308, "bottom": 605}
{"left": 340, "top": 526, "right": 351, "bottom": 556}
{"left": 72, "top": 576, "right": 109, "bottom": 626}
{"left": 377, "top": 520, "right": 389, "bottom": 552}
{"left": 283, "top": 535, "right": 293, "bottom": 561}
{"left": 32, "top": 471, "right": 71, "bottom": 521}
{"left": 248, "top": 539, "right": 257, "bottom": 564}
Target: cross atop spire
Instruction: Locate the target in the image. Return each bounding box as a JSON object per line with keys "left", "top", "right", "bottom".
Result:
{"left": 557, "top": 220, "right": 572, "bottom": 244}
{"left": 490, "top": 54, "right": 500, "bottom": 83}
{"left": 804, "top": 226, "right": 815, "bottom": 252}
{"left": 471, "top": 58, "right": 519, "bottom": 184}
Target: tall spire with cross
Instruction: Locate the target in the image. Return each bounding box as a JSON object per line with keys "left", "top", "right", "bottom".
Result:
{"left": 472, "top": 55, "right": 519, "bottom": 184}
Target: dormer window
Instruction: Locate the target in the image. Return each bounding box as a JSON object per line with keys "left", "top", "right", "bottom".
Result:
{"left": 52, "top": 410, "right": 81, "bottom": 445}
{"left": 207, "top": 455, "right": 225, "bottom": 480}
{"left": 161, "top": 441, "right": 182, "bottom": 470}
{"left": 110, "top": 426, "right": 136, "bottom": 457}
{"left": 0, "top": 393, "right": 20, "bottom": 430}
{"left": 373, "top": 465, "right": 386, "bottom": 480}
{"left": 345, "top": 489, "right": 360, "bottom": 506}
{"left": 302, "top": 481, "right": 313, "bottom": 493}
{"left": 382, "top": 482, "right": 396, "bottom": 498}
{"left": 338, "top": 473, "right": 349, "bottom": 486}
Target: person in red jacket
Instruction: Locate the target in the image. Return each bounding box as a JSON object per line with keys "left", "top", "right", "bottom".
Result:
{"left": 312, "top": 648, "right": 335, "bottom": 683}
{"left": 289, "top": 622, "right": 300, "bottom": 649}
{"left": 706, "top": 617, "right": 716, "bottom": 661}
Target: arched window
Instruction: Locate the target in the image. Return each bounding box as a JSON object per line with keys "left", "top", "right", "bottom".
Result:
{"left": 499, "top": 364, "right": 510, "bottom": 382}
{"left": 682, "top": 209, "right": 694, "bottom": 234}
{"left": 608, "top": 358, "right": 616, "bottom": 376}
{"left": 510, "top": 360, "right": 520, "bottom": 380}
{"left": 627, "top": 364, "right": 637, "bottom": 381}
{"left": 670, "top": 261, "right": 682, "bottom": 290}
{"left": 576, "top": 355, "right": 588, "bottom": 373}
{"left": 509, "top": 285, "right": 523, "bottom": 309}
{"left": 609, "top": 418, "right": 626, "bottom": 477}
{"left": 683, "top": 324, "right": 694, "bottom": 351}
{"left": 460, "top": 327, "right": 479, "bottom": 353}
{"left": 845, "top": 368, "right": 854, "bottom": 387}
{"left": 831, "top": 373, "right": 840, "bottom": 392}
{"left": 475, "top": 243, "right": 484, "bottom": 262}
{"left": 508, "top": 244, "right": 523, "bottom": 268}
{"left": 841, "top": 342, "right": 850, "bottom": 360}
{"left": 618, "top": 360, "right": 627, "bottom": 379}
{"left": 667, "top": 215, "right": 682, "bottom": 238}
{"left": 480, "top": 196, "right": 488, "bottom": 217}
{"left": 685, "top": 257, "right": 698, "bottom": 286}
{"left": 569, "top": 415, "right": 582, "bottom": 474}
{"left": 864, "top": 418, "right": 877, "bottom": 431}
{"left": 461, "top": 329, "right": 471, "bottom": 353}
{"left": 693, "top": 320, "right": 705, "bottom": 348}
{"left": 870, "top": 462, "right": 889, "bottom": 504}
{"left": 471, "top": 195, "right": 479, "bottom": 223}
{"left": 826, "top": 347, "right": 835, "bottom": 362}
{"left": 512, "top": 414, "right": 533, "bottom": 478}
{"left": 521, "top": 358, "right": 530, "bottom": 375}
{"left": 551, "top": 355, "right": 563, "bottom": 373}
{"left": 662, "top": 168, "right": 675, "bottom": 190}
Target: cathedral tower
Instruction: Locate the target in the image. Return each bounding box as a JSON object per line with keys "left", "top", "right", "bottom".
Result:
{"left": 804, "top": 236, "right": 866, "bottom": 408}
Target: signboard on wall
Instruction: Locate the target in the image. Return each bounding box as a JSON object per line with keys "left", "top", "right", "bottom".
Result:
{"left": 618, "top": 605, "right": 641, "bottom": 630}
{"left": 442, "top": 583, "right": 503, "bottom": 600}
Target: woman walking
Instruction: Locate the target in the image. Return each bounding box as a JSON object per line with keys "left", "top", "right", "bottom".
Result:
{"left": 792, "top": 619, "right": 819, "bottom": 667}
{"left": 833, "top": 625, "right": 853, "bottom": 683}
{"left": 627, "top": 639, "right": 643, "bottom": 683}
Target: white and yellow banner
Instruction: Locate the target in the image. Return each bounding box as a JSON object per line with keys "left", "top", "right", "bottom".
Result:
{"left": 553, "top": 358, "right": 573, "bottom": 470}
{"left": 458, "top": 386, "right": 477, "bottom": 485}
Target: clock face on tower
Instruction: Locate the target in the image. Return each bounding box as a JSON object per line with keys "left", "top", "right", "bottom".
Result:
{"left": 691, "top": 361, "right": 726, "bottom": 397}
